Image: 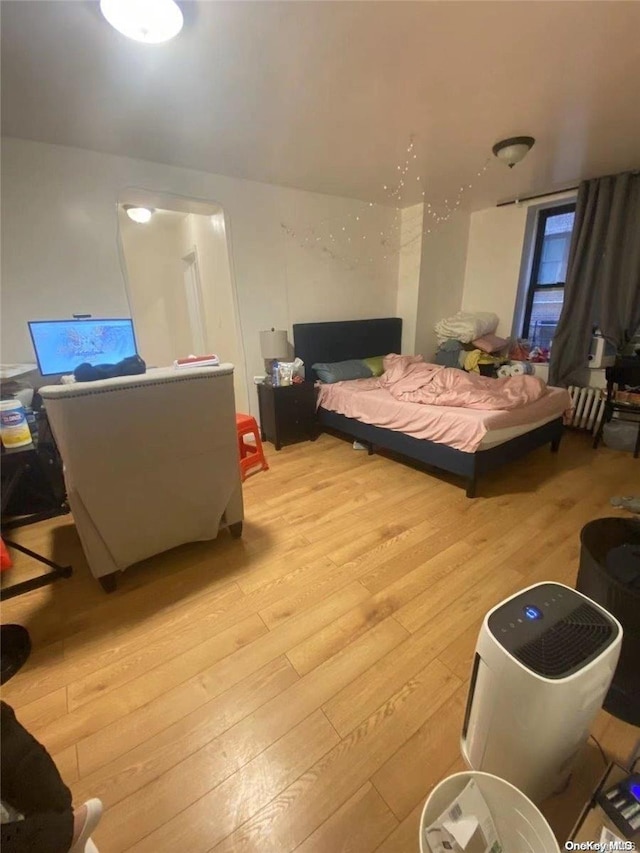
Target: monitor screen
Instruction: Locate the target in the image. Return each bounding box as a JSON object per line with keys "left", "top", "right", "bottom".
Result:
{"left": 28, "top": 318, "right": 138, "bottom": 376}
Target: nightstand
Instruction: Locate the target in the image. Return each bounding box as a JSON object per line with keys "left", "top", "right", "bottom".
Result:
{"left": 257, "top": 382, "right": 317, "bottom": 450}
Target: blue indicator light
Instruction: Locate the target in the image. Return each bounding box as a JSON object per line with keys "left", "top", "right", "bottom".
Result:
{"left": 523, "top": 605, "right": 543, "bottom": 620}
{"left": 630, "top": 782, "right": 640, "bottom": 802}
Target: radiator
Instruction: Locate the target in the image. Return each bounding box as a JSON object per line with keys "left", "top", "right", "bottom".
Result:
{"left": 567, "top": 385, "right": 606, "bottom": 434}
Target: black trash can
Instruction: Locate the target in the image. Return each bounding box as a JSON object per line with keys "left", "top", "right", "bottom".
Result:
{"left": 576, "top": 517, "right": 640, "bottom": 726}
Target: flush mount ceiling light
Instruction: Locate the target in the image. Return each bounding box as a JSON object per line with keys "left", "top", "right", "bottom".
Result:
{"left": 492, "top": 136, "right": 536, "bottom": 168}
{"left": 100, "top": 0, "right": 184, "bottom": 44}
{"left": 124, "top": 205, "right": 154, "bottom": 224}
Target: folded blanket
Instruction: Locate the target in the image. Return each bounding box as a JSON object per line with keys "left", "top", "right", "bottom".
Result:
{"left": 435, "top": 311, "right": 499, "bottom": 344}
{"left": 380, "top": 354, "right": 546, "bottom": 410}
{"left": 435, "top": 341, "right": 462, "bottom": 369}
{"left": 472, "top": 333, "right": 508, "bottom": 353}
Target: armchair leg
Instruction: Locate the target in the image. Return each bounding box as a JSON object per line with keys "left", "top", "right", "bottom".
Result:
{"left": 98, "top": 572, "right": 118, "bottom": 593}
{"left": 229, "top": 521, "right": 243, "bottom": 539}
{"left": 635, "top": 425, "right": 640, "bottom": 459}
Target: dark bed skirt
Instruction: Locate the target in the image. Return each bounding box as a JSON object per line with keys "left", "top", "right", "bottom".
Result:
{"left": 317, "top": 408, "right": 564, "bottom": 498}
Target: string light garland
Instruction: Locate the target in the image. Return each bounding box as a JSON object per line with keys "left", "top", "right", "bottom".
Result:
{"left": 422, "top": 158, "right": 492, "bottom": 234}
{"left": 280, "top": 136, "right": 494, "bottom": 268}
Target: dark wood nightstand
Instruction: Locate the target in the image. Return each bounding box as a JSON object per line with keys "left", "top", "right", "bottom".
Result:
{"left": 257, "top": 382, "right": 317, "bottom": 450}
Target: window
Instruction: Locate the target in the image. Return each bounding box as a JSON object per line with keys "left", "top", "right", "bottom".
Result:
{"left": 522, "top": 203, "right": 576, "bottom": 348}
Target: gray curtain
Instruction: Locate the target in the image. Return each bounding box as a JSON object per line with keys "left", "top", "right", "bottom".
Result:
{"left": 549, "top": 171, "right": 640, "bottom": 387}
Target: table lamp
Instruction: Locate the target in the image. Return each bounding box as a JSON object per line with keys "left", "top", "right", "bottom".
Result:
{"left": 260, "top": 329, "right": 288, "bottom": 382}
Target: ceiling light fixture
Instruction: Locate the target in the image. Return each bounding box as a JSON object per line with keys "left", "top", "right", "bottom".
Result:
{"left": 492, "top": 136, "right": 536, "bottom": 169}
{"left": 100, "top": 0, "right": 184, "bottom": 44}
{"left": 124, "top": 205, "right": 154, "bottom": 224}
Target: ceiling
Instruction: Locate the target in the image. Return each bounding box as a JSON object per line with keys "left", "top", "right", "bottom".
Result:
{"left": 2, "top": 1, "right": 639, "bottom": 210}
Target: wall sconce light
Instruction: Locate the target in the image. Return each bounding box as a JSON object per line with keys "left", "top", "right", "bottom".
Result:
{"left": 492, "top": 137, "right": 536, "bottom": 168}
{"left": 123, "top": 205, "right": 154, "bottom": 224}
{"left": 100, "top": 0, "right": 184, "bottom": 44}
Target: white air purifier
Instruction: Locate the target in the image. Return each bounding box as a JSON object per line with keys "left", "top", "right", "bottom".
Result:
{"left": 461, "top": 582, "right": 622, "bottom": 803}
{"left": 587, "top": 334, "right": 616, "bottom": 368}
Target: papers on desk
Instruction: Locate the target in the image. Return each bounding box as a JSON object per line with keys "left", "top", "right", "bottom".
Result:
{"left": 0, "top": 363, "right": 37, "bottom": 380}
{"left": 424, "top": 780, "right": 503, "bottom": 853}
{"left": 599, "top": 826, "right": 626, "bottom": 847}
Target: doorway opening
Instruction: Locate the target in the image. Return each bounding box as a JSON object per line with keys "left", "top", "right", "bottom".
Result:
{"left": 117, "top": 194, "right": 247, "bottom": 410}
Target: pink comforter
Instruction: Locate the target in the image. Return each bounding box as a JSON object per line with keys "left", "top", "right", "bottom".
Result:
{"left": 379, "top": 354, "right": 547, "bottom": 410}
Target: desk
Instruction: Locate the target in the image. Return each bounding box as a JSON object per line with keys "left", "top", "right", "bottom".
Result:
{"left": 593, "top": 357, "right": 640, "bottom": 457}
{"left": 1, "top": 411, "right": 72, "bottom": 600}
{"left": 570, "top": 763, "right": 636, "bottom": 844}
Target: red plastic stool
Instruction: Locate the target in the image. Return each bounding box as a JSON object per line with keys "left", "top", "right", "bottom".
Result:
{"left": 236, "top": 413, "right": 269, "bottom": 482}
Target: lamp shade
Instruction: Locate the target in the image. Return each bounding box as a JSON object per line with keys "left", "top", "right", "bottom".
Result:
{"left": 260, "top": 329, "right": 288, "bottom": 360}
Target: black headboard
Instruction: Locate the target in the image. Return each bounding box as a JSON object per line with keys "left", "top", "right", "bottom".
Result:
{"left": 293, "top": 318, "right": 402, "bottom": 381}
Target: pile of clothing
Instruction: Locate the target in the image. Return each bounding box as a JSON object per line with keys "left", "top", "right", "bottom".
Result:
{"left": 434, "top": 312, "right": 508, "bottom": 375}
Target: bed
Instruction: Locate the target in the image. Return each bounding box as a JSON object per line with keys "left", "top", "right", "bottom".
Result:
{"left": 293, "top": 317, "right": 568, "bottom": 498}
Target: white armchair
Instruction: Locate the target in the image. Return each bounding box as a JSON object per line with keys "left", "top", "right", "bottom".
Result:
{"left": 39, "top": 365, "right": 243, "bottom": 591}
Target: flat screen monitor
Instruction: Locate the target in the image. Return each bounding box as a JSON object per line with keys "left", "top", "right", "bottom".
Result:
{"left": 28, "top": 318, "right": 138, "bottom": 376}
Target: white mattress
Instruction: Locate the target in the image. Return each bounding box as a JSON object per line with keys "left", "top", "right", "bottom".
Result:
{"left": 478, "top": 414, "right": 561, "bottom": 449}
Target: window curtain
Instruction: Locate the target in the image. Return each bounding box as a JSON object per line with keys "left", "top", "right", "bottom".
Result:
{"left": 549, "top": 171, "right": 640, "bottom": 387}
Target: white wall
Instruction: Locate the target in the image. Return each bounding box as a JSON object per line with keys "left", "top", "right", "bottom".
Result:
{"left": 460, "top": 192, "right": 577, "bottom": 338}
{"left": 1, "top": 138, "right": 399, "bottom": 415}
{"left": 396, "top": 203, "right": 424, "bottom": 354}
{"left": 414, "top": 213, "right": 471, "bottom": 360}
{"left": 461, "top": 205, "right": 529, "bottom": 337}
{"left": 118, "top": 209, "right": 193, "bottom": 367}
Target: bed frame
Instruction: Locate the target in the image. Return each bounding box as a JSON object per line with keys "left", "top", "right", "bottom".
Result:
{"left": 293, "top": 317, "right": 563, "bottom": 498}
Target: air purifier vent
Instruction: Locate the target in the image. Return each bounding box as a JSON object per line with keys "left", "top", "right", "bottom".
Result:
{"left": 514, "top": 602, "right": 614, "bottom": 678}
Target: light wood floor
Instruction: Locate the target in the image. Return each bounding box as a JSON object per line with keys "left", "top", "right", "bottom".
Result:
{"left": 1, "top": 431, "right": 638, "bottom": 852}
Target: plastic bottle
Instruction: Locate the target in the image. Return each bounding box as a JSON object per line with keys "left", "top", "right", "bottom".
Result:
{"left": 25, "top": 407, "right": 38, "bottom": 442}
{"left": 0, "top": 399, "right": 34, "bottom": 449}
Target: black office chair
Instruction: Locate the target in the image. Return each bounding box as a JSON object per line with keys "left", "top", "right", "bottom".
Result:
{"left": 593, "top": 357, "right": 640, "bottom": 458}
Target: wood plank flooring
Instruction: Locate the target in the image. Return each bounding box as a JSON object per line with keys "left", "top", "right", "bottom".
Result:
{"left": 1, "top": 430, "right": 638, "bottom": 852}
